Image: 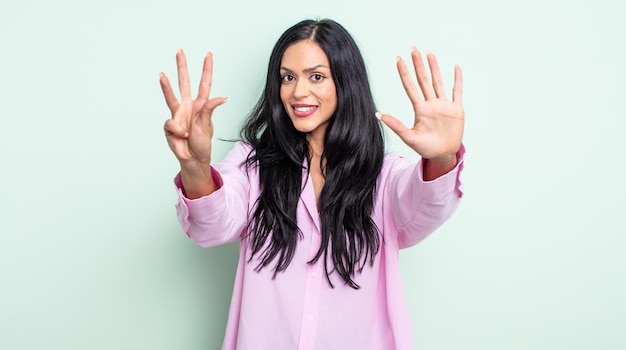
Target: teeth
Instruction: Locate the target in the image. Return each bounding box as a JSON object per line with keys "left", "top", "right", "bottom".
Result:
{"left": 294, "top": 106, "right": 316, "bottom": 112}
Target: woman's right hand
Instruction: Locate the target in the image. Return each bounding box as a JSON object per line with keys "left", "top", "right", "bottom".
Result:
{"left": 160, "top": 49, "right": 228, "bottom": 198}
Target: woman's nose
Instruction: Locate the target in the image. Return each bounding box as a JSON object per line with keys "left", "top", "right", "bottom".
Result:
{"left": 293, "top": 79, "right": 309, "bottom": 98}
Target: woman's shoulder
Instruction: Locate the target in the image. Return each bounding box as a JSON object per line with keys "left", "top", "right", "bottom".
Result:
{"left": 231, "top": 140, "right": 253, "bottom": 152}
{"left": 381, "top": 151, "right": 415, "bottom": 172}
{"left": 211, "top": 141, "right": 255, "bottom": 173}
{"left": 220, "top": 141, "right": 253, "bottom": 161}
{"left": 378, "top": 151, "right": 423, "bottom": 186}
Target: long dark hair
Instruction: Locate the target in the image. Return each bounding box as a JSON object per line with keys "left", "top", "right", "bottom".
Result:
{"left": 241, "top": 19, "right": 384, "bottom": 289}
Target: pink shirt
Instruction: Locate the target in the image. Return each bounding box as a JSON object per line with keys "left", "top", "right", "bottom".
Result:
{"left": 174, "top": 142, "right": 465, "bottom": 350}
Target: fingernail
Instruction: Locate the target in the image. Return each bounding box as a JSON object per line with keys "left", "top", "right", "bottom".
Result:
{"left": 375, "top": 112, "right": 382, "bottom": 119}
{"left": 410, "top": 45, "right": 417, "bottom": 52}
{"left": 426, "top": 48, "right": 432, "bottom": 55}
{"left": 184, "top": 132, "right": 189, "bottom": 138}
{"left": 396, "top": 56, "right": 401, "bottom": 62}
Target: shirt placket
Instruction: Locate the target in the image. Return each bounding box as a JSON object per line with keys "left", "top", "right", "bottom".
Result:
{"left": 297, "top": 224, "right": 323, "bottom": 350}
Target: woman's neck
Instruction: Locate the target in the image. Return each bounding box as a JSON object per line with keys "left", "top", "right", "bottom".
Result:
{"left": 307, "top": 130, "right": 325, "bottom": 159}
{"left": 307, "top": 131, "right": 326, "bottom": 209}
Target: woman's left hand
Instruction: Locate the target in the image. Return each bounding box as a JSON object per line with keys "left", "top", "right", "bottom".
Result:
{"left": 378, "top": 48, "right": 464, "bottom": 165}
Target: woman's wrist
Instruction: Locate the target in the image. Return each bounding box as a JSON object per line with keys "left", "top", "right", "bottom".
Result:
{"left": 423, "top": 154, "right": 457, "bottom": 181}
{"left": 180, "top": 161, "right": 216, "bottom": 199}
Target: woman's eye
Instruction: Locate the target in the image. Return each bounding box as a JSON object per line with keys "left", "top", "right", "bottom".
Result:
{"left": 281, "top": 74, "right": 295, "bottom": 83}
{"left": 311, "top": 74, "right": 325, "bottom": 82}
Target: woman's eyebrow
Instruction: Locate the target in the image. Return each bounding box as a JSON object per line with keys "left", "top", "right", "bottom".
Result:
{"left": 280, "top": 64, "right": 329, "bottom": 73}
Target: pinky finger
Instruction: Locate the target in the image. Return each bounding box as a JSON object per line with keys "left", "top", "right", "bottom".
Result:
{"left": 452, "top": 64, "right": 463, "bottom": 104}
{"left": 164, "top": 119, "right": 188, "bottom": 138}
{"left": 198, "top": 97, "right": 229, "bottom": 123}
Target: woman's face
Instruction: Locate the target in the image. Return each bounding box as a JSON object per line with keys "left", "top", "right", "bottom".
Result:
{"left": 279, "top": 40, "right": 337, "bottom": 139}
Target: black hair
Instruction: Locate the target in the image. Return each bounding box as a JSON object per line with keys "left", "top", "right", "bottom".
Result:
{"left": 241, "top": 18, "right": 384, "bottom": 289}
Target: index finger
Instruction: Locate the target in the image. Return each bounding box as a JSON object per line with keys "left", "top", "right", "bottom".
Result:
{"left": 197, "top": 52, "right": 213, "bottom": 100}
{"left": 396, "top": 56, "right": 423, "bottom": 105}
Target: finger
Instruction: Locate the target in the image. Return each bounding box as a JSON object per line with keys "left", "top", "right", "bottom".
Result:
{"left": 396, "top": 56, "right": 423, "bottom": 105}
{"left": 159, "top": 72, "right": 180, "bottom": 114}
{"left": 197, "top": 52, "right": 213, "bottom": 100}
{"left": 376, "top": 112, "right": 411, "bottom": 140}
{"left": 411, "top": 47, "right": 435, "bottom": 101}
{"left": 198, "top": 97, "right": 229, "bottom": 126}
{"left": 176, "top": 49, "right": 192, "bottom": 100}
{"left": 426, "top": 51, "right": 447, "bottom": 100}
{"left": 164, "top": 119, "right": 188, "bottom": 138}
{"left": 452, "top": 64, "right": 463, "bottom": 104}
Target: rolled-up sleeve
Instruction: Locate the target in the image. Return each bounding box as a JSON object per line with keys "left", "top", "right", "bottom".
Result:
{"left": 173, "top": 142, "right": 252, "bottom": 248}
{"left": 389, "top": 145, "right": 466, "bottom": 249}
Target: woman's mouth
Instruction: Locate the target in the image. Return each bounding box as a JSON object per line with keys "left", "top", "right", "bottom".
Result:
{"left": 292, "top": 104, "right": 318, "bottom": 117}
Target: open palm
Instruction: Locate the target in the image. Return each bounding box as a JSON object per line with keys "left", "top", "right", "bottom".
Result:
{"left": 379, "top": 48, "right": 464, "bottom": 161}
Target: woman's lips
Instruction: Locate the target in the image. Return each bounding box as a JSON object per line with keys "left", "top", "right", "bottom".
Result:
{"left": 292, "top": 104, "right": 318, "bottom": 117}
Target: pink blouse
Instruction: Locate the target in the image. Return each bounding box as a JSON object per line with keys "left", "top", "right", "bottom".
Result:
{"left": 174, "top": 142, "right": 465, "bottom": 350}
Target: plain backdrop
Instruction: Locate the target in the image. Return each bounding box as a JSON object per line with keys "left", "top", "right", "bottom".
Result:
{"left": 1, "top": 0, "right": 624, "bottom": 349}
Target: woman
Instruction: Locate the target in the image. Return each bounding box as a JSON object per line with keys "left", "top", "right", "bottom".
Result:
{"left": 160, "top": 19, "right": 465, "bottom": 350}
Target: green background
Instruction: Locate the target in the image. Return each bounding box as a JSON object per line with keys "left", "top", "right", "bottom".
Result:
{"left": 1, "top": 0, "right": 624, "bottom": 349}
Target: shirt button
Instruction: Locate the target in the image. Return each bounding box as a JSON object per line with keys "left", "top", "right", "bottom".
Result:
{"left": 306, "top": 315, "right": 313, "bottom": 321}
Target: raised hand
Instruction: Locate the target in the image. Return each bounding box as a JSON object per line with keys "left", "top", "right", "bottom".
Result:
{"left": 377, "top": 47, "right": 464, "bottom": 176}
{"left": 161, "top": 49, "right": 228, "bottom": 165}
{"left": 160, "top": 49, "right": 228, "bottom": 198}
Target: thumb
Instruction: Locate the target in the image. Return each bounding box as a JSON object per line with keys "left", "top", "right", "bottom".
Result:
{"left": 377, "top": 112, "right": 409, "bottom": 139}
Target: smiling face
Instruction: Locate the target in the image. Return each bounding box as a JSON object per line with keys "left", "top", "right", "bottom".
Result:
{"left": 280, "top": 40, "right": 338, "bottom": 141}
